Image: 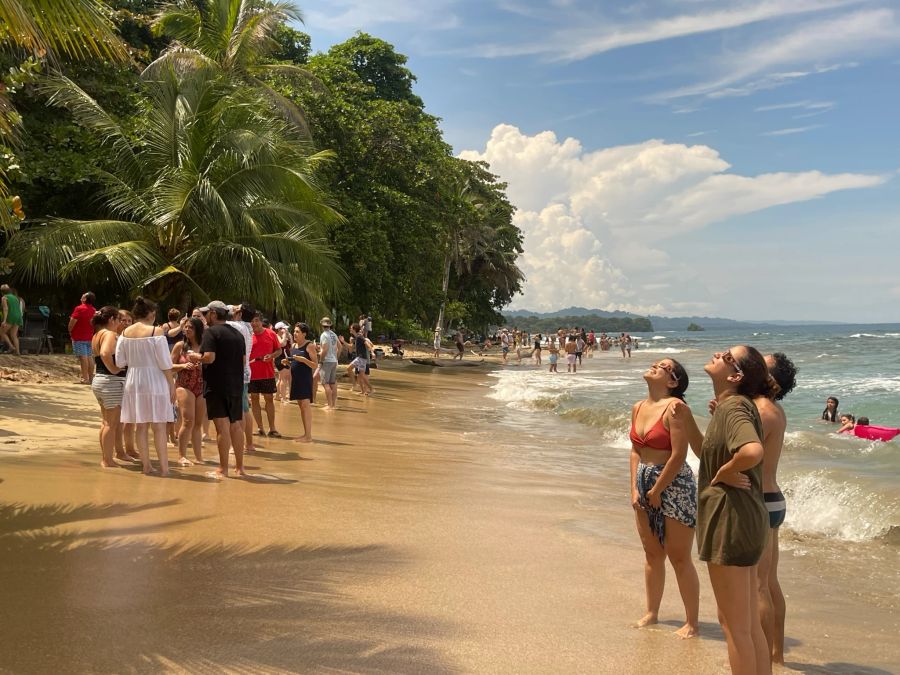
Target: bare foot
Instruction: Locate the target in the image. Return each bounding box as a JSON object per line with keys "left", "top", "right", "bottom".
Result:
{"left": 177, "top": 457, "right": 193, "bottom": 467}
{"left": 634, "top": 613, "right": 658, "bottom": 628}
{"left": 126, "top": 452, "right": 141, "bottom": 461}
{"left": 233, "top": 468, "right": 247, "bottom": 477}
{"left": 194, "top": 456, "right": 205, "bottom": 464}
{"left": 159, "top": 470, "right": 170, "bottom": 478}
{"left": 114, "top": 453, "right": 130, "bottom": 462}
{"left": 205, "top": 470, "right": 225, "bottom": 480}
{"left": 142, "top": 467, "right": 156, "bottom": 476}
{"left": 675, "top": 623, "right": 699, "bottom": 639}
{"left": 100, "top": 460, "right": 117, "bottom": 468}
{"left": 293, "top": 437, "right": 312, "bottom": 444}
{"left": 245, "top": 446, "right": 256, "bottom": 454}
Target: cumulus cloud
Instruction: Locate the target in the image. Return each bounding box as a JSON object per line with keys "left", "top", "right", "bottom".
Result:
{"left": 460, "top": 124, "right": 886, "bottom": 313}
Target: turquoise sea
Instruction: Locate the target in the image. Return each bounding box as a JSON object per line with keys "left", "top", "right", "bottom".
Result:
{"left": 483, "top": 324, "right": 900, "bottom": 545}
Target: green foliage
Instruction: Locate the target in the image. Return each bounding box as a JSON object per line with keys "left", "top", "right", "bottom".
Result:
{"left": 3, "top": 12, "right": 524, "bottom": 330}
{"left": 7, "top": 46, "right": 345, "bottom": 314}
{"left": 507, "top": 314, "right": 654, "bottom": 334}
{"left": 686, "top": 322, "right": 704, "bottom": 331}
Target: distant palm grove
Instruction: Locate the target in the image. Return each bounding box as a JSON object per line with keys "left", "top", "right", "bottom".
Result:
{"left": 0, "top": 0, "right": 523, "bottom": 337}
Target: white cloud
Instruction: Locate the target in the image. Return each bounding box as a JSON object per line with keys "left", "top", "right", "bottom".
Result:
{"left": 755, "top": 100, "right": 834, "bottom": 112}
{"left": 474, "top": 0, "right": 862, "bottom": 61}
{"left": 760, "top": 124, "right": 825, "bottom": 135}
{"left": 460, "top": 124, "right": 887, "bottom": 313}
{"left": 652, "top": 8, "right": 899, "bottom": 101}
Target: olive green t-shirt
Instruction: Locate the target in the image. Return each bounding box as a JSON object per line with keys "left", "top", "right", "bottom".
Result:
{"left": 697, "top": 395, "right": 768, "bottom": 566}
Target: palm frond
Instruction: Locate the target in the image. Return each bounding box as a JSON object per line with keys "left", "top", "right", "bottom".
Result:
{"left": 0, "top": 0, "right": 128, "bottom": 62}
{"left": 61, "top": 240, "right": 167, "bottom": 289}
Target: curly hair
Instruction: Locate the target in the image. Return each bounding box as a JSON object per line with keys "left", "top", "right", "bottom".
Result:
{"left": 768, "top": 352, "right": 798, "bottom": 401}
{"left": 735, "top": 346, "right": 781, "bottom": 400}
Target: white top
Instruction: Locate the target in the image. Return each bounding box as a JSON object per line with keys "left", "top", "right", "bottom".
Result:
{"left": 319, "top": 329, "right": 338, "bottom": 363}
{"left": 227, "top": 320, "right": 253, "bottom": 384}
{"left": 115, "top": 335, "right": 174, "bottom": 423}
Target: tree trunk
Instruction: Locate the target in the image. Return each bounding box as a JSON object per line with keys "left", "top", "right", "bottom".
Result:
{"left": 434, "top": 250, "right": 452, "bottom": 340}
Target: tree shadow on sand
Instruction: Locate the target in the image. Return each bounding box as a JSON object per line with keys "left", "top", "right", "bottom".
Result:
{"left": 0, "top": 500, "right": 456, "bottom": 673}
{"left": 783, "top": 663, "right": 894, "bottom": 674}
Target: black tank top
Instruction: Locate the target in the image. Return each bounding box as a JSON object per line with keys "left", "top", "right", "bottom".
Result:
{"left": 94, "top": 330, "right": 125, "bottom": 377}
{"left": 355, "top": 335, "right": 368, "bottom": 358}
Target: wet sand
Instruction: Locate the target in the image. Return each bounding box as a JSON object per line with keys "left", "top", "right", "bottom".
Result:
{"left": 0, "top": 357, "right": 897, "bottom": 673}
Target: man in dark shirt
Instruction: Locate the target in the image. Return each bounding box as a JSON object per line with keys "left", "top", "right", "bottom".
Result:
{"left": 188, "top": 300, "right": 246, "bottom": 477}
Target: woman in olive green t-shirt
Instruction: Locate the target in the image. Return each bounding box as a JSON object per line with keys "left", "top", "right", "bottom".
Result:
{"left": 698, "top": 345, "right": 779, "bottom": 675}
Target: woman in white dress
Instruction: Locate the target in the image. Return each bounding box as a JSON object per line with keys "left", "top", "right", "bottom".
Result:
{"left": 116, "top": 297, "right": 176, "bottom": 476}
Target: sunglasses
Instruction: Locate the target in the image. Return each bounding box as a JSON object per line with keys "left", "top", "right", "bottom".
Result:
{"left": 719, "top": 350, "right": 744, "bottom": 377}
{"left": 652, "top": 362, "right": 679, "bottom": 382}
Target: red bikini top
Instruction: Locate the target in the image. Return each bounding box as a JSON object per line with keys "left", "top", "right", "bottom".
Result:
{"left": 630, "top": 401, "right": 673, "bottom": 451}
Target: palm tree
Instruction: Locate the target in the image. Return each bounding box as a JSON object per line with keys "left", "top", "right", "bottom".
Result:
{"left": 6, "top": 50, "right": 346, "bottom": 313}
{"left": 0, "top": 0, "right": 128, "bottom": 230}
{"left": 152, "top": 0, "right": 313, "bottom": 132}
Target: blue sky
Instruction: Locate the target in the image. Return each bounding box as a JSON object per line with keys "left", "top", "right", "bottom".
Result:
{"left": 297, "top": 0, "right": 900, "bottom": 322}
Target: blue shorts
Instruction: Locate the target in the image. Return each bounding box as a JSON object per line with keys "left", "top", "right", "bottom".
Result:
{"left": 242, "top": 383, "right": 250, "bottom": 413}
{"left": 73, "top": 340, "right": 92, "bottom": 357}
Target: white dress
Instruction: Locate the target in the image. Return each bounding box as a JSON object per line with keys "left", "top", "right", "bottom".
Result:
{"left": 115, "top": 335, "right": 175, "bottom": 423}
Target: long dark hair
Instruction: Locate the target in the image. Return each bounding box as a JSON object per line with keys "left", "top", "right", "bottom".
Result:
{"left": 735, "top": 346, "right": 780, "bottom": 399}
{"left": 668, "top": 358, "right": 689, "bottom": 401}
{"left": 183, "top": 317, "right": 204, "bottom": 347}
{"left": 822, "top": 396, "right": 839, "bottom": 421}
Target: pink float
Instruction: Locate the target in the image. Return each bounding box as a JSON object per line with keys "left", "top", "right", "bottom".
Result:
{"left": 853, "top": 425, "right": 900, "bottom": 442}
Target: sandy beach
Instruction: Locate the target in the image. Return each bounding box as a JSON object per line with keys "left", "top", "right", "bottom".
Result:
{"left": 0, "top": 354, "right": 897, "bottom": 674}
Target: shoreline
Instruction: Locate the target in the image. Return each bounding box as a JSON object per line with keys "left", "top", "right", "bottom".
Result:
{"left": 0, "top": 357, "right": 897, "bottom": 672}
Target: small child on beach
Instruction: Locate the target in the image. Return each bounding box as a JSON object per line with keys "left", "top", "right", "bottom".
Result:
{"left": 548, "top": 339, "right": 559, "bottom": 373}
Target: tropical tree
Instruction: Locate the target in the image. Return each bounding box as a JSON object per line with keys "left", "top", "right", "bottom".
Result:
{"left": 152, "top": 0, "right": 314, "bottom": 132}
{"left": 0, "top": 0, "right": 128, "bottom": 230}
{"left": 6, "top": 50, "right": 346, "bottom": 313}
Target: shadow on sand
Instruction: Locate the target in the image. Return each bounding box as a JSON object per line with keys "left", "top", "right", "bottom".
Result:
{"left": 0, "top": 500, "right": 456, "bottom": 673}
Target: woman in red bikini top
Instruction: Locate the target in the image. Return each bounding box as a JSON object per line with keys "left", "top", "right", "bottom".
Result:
{"left": 629, "top": 357, "right": 703, "bottom": 639}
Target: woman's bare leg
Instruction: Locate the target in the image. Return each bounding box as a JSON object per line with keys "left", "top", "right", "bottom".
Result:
{"left": 665, "top": 517, "right": 700, "bottom": 638}
{"left": 293, "top": 399, "right": 312, "bottom": 442}
{"left": 708, "top": 562, "right": 770, "bottom": 675}
{"left": 136, "top": 423, "right": 151, "bottom": 474}
{"left": 633, "top": 508, "right": 665, "bottom": 627}
{"left": 8, "top": 325, "right": 19, "bottom": 354}
{"left": 192, "top": 396, "right": 206, "bottom": 462}
{"left": 175, "top": 388, "right": 195, "bottom": 465}
{"left": 150, "top": 422, "right": 169, "bottom": 476}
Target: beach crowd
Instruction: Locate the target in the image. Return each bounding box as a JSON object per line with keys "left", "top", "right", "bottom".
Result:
{"left": 70, "top": 291, "right": 377, "bottom": 480}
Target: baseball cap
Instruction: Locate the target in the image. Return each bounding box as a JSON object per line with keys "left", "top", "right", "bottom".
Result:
{"left": 275, "top": 321, "right": 288, "bottom": 330}
{"left": 199, "top": 300, "right": 228, "bottom": 313}
{"left": 320, "top": 317, "right": 333, "bottom": 327}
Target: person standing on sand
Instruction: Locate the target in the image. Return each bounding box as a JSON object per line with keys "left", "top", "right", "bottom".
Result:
{"left": 348, "top": 323, "right": 373, "bottom": 396}
{"left": 90, "top": 306, "right": 123, "bottom": 468}
{"left": 190, "top": 301, "right": 246, "bottom": 478}
{"left": 116, "top": 297, "right": 175, "bottom": 477}
{"left": 248, "top": 312, "right": 282, "bottom": 437}
{"left": 533, "top": 333, "right": 542, "bottom": 366}
{"left": 114, "top": 310, "right": 139, "bottom": 461}
{"left": 69, "top": 292, "right": 97, "bottom": 384}
{"left": 696, "top": 346, "right": 774, "bottom": 675}
{"left": 285, "top": 322, "right": 317, "bottom": 442}
{"left": 630, "top": 358, "right": 700, "bottom": 639}
{"left": 317, "top": 317, "right": 339, "bottom": 409}
{"left": 274, "top": 322, "right": 292, "bottom": 403}
{"left": 756, "top": 353, "right": 797, "bottom": 665}
{"left": 171, "top": 317, "right": 206, "bottom": 465}
{"left": 227, "top": 303, "right": 255, "bottom": 454}
{"left": 548, "top": 338, "right": 559, "bottom": 373}
{"left": 0, "top": 283, "right": 23, "bottom": 355}
{"left": 433, "top": 327, "right": 442, "bottom": 358}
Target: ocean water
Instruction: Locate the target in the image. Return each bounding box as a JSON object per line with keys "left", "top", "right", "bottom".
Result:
{"left": 484, "top": 324, "right": 900, "bottom": 547}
